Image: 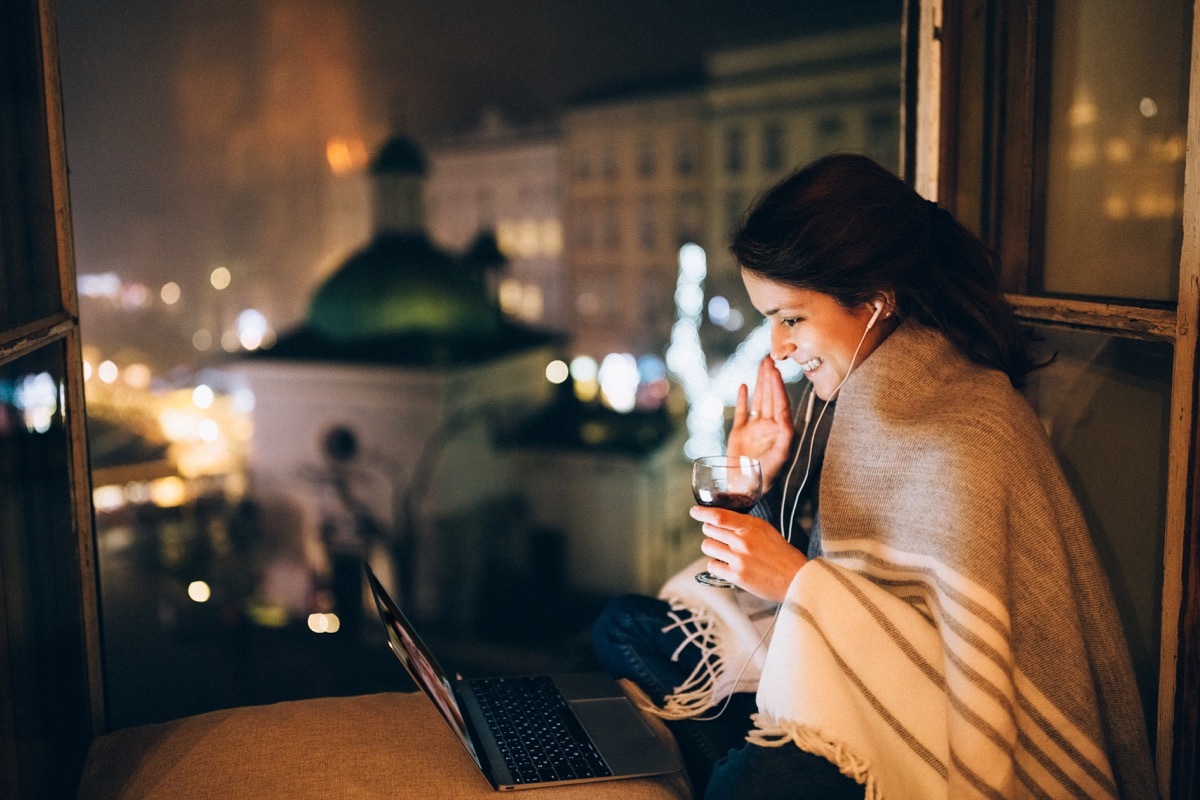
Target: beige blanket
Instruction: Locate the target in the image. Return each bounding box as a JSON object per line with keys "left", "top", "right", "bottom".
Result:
{"left": 657, "top": 323, "right": 1158, "bottom": 799}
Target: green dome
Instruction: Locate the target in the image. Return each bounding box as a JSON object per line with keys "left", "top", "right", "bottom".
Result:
{"left": 307, "top": 233, "right": 500, "bottom": 343}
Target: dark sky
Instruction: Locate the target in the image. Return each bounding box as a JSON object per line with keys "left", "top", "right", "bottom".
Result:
{"left": 349, "top": 0, "right": 903, "bottom": 134}
{"left": 58, "top": 0, "right": 901, "bottom": 139}
{"left": 54, "top": 0, "right": 900, "bottom": 366}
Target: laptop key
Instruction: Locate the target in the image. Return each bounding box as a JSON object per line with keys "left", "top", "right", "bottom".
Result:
{"left": 469, "top": 675, "right": 614, "bottom": 783}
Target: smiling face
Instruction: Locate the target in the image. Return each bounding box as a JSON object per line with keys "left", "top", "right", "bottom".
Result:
{"left": 742, "top": 271, "right": 893, "bottom": 400}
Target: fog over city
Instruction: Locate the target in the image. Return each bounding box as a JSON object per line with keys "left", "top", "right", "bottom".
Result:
{"left": 57, "top": 0, "right": 897, "bottom": 372}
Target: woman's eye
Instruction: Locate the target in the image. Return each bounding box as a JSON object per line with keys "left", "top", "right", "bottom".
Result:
{"left": 782, "top": 317, "right": 801, "bottom": 328}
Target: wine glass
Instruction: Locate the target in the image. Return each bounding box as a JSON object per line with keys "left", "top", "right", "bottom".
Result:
{"left": 691, "top": 455, "right": 763, "bottom": 587}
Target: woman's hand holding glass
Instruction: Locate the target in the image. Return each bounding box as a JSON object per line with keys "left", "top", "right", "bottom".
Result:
{"left": 689, "top": 504, "right": 807, "bottom": 602}
{"left": 727, "top": 357, "right": 795, "bottom": 491}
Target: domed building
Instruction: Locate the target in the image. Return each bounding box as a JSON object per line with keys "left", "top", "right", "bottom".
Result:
{"left": 268, "top": 134, "right": 554, "bottom": 366}
{"left": 223, "top": 134, "right": 691, "bottom": 632}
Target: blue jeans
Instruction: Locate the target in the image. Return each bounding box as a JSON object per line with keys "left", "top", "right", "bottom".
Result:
{"left": 592, "top": 595, "right": 864, "bottom": 800}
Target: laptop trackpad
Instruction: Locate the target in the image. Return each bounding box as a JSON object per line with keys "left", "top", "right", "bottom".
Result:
{"left": 571, "top": 698, "right": 681, "bottom": 774}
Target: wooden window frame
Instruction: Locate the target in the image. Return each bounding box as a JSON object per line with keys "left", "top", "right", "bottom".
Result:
{"left": 0, "top": 0, "right": 103, "bottom": 796}
{"left": 908, "top": 0, "right": 1199, "bottom": 795}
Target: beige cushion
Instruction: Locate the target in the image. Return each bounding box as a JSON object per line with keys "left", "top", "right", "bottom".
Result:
{"left": 77, "top": 688, "right": 692, "bottom": 800}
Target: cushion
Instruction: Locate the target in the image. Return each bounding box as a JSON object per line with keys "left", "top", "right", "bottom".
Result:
{"left": 77, "top": 688, "right": 692, "bottom": 800}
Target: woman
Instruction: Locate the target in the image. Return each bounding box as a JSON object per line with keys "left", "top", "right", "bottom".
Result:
{"left": 592, "top": 154, "right": 1158, "bottom": 799}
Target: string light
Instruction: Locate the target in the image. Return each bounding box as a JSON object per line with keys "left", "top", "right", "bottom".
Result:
{"left": 665, "top": 243, "right": 800, "bottom": 458}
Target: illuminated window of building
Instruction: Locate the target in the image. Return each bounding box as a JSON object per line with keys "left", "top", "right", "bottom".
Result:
{"left": 496, "top": 219, "right": 519, "bottom": 256}
{"left": 676, "top": 192, "right": 702, "bottom": 246}
{"left": 576, "top": 202, "right": 595, "bottom": 250}
{"left": 676, "top": 133, "right": 696, "bottom": 175}
{"left": 639, "top": 196, "right": 657, "bottom": 250}
{"left": 516, "top": 219, "right": 540, "bottom": 258}
{"left": 499, "top": 277, "right": 524, "bottom": 315}
{"left": 762, "top": 122, "right": 786, "bottom": 171}
{"left": 603, "top": 201, "right": 620, "bottom": 249}
{"left": 575, "top": 150, "right": 592, "bottom": 180}
{"left": 521, "top": 284, "right": 544, "bottom": 322}
{"left": 724, "top": 126, "right": 745, "bottom": 174}
{"left": 866, "top": 112, "right": 899, "bottom": 172}
{"left": 637, "top": 136, "right": 656, "bottom": 177}
{"left": 816, "top": 115, "right": 846, "bottom": 156}
{"left": 602, "top": 144, "right": 618, "bottom": 178}
{"left": 540, "top": 218, "right": 563, "bottom": 257}
{"left": 642, "top": 272, "right": 666, "bottom": 328}
{"left": 725, "top": 190, "right": 747, "bottom": 236}
{"left": 477, "top": 187, "right": 496, "bottom": 228}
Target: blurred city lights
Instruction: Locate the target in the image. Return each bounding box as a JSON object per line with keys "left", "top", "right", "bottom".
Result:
{"left": 307, "top": 613, "right": 341, "bottom": 633}
{"left": 197, "top": 419, "right": 220, "bottom": 442}
{"left": 92, "top": 485, "right": 125, "bottom": 513}
{"left": 14, "top": 372, "right": 58, "bottom": 434}
{"left": 150, "top": 476, "right": 187, "bottom": 507}
{"left": 187, "top": 581, "right": 212, "bottom": 603}
{"left": 326, "top": 136, "right": 369, "bottom": 175}
{"left": 232, "top": 387, "right": 256, "bottom": 413}
{"left": 78, "top": 273, "right": 121, "bottom": 299}
{"left": 210, "top": 266, "right": 232, "bottom": 290}
{"left": 708, "top": 295, "right": 730, "bottom": 326}
{"left": 545, "top": 359, "right": 569, "bottom": 384}
{"left": 98, "top": 360, "right": 118, "bottom": 384}
{"left": 666, "top": 243, "right": 800, "bottom": 458}
{"left": 160, "top": 281, "right": 181, "bottom": 305}
{"left": 598, "top": 353, "right": 638, "bottom": 413}
{"left": 192, "top": 384, "right": 214, "bottom": 409}
{"left": 569, "top": 355, "right": 600, "bottom": 402}
{"left": 193, "top": 329, "right": 213, "bottom": 351}
{"left": 123, "top": 362, "right": 152, "bottom": 389}
{"left": 1139, "top": 97, "right": 1158, "bottom": 118}
{"left": 637, "top": 355, "right": 665, "bottom": 383}
{"left": 236, "top": 309, "right": 271, "bottom": 350}
{"left": 121, "top": 283, "right": 150, "bottom": 309}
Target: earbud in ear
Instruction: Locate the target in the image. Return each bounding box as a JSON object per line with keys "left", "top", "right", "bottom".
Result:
{"left": 866, "top": 301, "right": 884, "bottom": 331}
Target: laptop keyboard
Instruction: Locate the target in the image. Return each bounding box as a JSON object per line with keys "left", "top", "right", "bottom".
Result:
{"left": 468, "top": 675, "right": 614, "bottom": 784}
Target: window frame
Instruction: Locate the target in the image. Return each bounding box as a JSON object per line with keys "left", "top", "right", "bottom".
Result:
{"left": 0, "top": 0, "right": 104, "bottom": 796}
{"left": 910, "top": 0, "right": 1199, "bottom": 794}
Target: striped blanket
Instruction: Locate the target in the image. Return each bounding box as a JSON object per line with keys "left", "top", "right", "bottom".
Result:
{"left": 656, "top": 323, "right": 1158, "bottom": 799}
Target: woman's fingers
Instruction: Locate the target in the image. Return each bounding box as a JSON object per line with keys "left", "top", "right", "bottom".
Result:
{"left": 756, "top": 357, "right": 774, "bottom": 420}
{"left": 733, "top": 382, "right": 750, "bottom": 426}
{"left": 769, "top": 362, "right": 792, "bottom": 419}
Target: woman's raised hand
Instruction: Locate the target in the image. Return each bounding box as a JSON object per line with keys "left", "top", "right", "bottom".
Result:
{"left": 727, "top": 357, "right": 794, "bottom": 490}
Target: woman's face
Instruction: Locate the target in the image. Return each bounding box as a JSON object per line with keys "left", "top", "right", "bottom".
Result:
{"left": 742, "top": 271, "right": 893, "bottom": 400}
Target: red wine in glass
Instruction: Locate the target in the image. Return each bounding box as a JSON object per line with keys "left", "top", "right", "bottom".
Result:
{"left": 691, "top": 456, "right": 763, "bottom": 588}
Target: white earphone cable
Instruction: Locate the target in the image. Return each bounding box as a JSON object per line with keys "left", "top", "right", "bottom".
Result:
{"left": 697, "top": 305, "right": 882, "bottom": 720}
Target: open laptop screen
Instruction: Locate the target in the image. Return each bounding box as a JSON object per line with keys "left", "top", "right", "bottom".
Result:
{"left": 364, "top": 565, "right": 481, "bottom": 765}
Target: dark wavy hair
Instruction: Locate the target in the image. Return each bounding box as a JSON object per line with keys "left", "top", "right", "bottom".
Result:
{"left": 730, "top": 153, "right": 1039, "bottom": 386}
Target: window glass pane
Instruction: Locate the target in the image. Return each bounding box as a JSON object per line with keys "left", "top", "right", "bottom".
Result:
{"left": 1041, "top": 1, "right": 1191, "bottom": 301}
{"left": 0, "top": 0, "right": 63, "bottom": 327}
{"left": 0, "top": 341, "right": 91, "bottom": 794}
{"left": 1023, "top": 325, "right": 1168, "bottom": 739}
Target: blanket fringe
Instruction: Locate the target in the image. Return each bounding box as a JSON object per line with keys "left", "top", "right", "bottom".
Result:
{"left": 641, "top": 599, "right": 732, "bottom": 720}
{"left": 747, "top": 715, "right": 882, "bottom": 800}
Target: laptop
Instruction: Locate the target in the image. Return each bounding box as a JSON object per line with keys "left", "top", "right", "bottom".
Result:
{"left": 363, "top": 563, "right": 683, "bottom": 791}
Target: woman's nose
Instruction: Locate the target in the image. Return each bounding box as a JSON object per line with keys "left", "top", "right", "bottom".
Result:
{"left": 770, "top": 326, "right": 795, "bottom": 361}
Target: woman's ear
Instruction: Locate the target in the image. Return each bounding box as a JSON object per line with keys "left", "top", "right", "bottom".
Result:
{"left": 874, "top": 291, "right": 897, "bottom": 319}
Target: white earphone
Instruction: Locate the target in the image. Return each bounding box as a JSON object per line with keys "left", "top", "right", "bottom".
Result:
{"left": 866, "top": 300, "right": 884, "bottom": 331}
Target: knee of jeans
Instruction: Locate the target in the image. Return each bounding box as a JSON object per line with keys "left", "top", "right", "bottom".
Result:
{"left": 591, "top": 595, "right": 664, "bottom": 663}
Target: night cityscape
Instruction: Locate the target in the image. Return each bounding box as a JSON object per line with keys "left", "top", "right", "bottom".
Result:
{"left": 5, "top": 1, "right": 1200, "bottom": 797}
{"left": 56, "top": 0, "right": 905, "bottom": 729}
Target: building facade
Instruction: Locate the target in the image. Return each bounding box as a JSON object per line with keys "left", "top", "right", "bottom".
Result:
{"left": 422, "top": 111, "right": 566, "bottom": 332}
{"left": 554, "top": 25, "right": 901, "bottom": 364}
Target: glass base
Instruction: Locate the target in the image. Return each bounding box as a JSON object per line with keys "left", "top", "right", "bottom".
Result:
{"left": 695, "top": 571, "right": 733, "bottom": 588}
